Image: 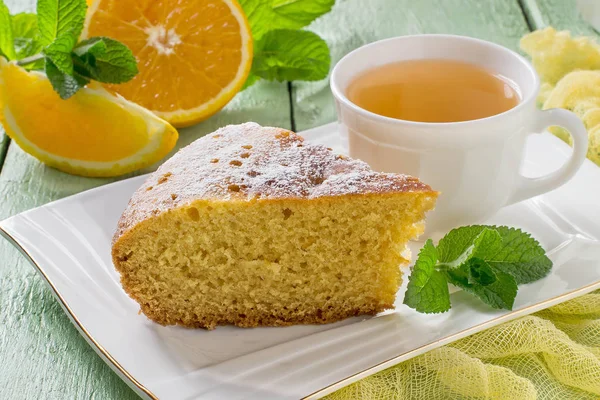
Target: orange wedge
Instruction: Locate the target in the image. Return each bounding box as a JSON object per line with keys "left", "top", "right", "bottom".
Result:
{"left": 82, "top": 0, "right": 253, "bottom": 128}
{"left": 0, "top": 59, "right": 178, "bottom": 177}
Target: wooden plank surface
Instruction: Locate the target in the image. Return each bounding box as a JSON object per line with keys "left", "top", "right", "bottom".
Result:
{"left": 521, "top": 0, "right": 599, "bottom": 35}
{"left": 291, "top": 0, "right": 532, "bottom": 131}
{"left": 0, "top": 1, "right": 291, "bottom": 398}
{"left": 0, "top": 93, "right": 290, "bottom": 400}
{"left": 0, "top": 0, "right": 596, "bottom": 398}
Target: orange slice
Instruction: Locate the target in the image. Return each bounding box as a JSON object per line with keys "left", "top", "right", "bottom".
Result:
{"left": 82, "top": 0, "right": 253, "bottom": 128}
{"left": 0, "top": 59, "right": 178, "bottom": 177}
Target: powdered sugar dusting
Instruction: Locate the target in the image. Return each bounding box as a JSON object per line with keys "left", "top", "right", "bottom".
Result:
{"left": 114, "top": 123, "right": 433, "bottom": 243}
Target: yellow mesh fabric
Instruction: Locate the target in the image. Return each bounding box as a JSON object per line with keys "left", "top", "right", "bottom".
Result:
{"left": 520, "top": 27, "right": 600, "bottom": 165}
{"left": 326, "top": 29, "right": 600, "bottom": 399}
{"left": 326, "top": 290, "right": 600, "bottom": 399}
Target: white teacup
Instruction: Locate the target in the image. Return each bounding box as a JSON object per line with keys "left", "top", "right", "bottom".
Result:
{"left": 330, "top": 34, "right": 588, "bottom": 234}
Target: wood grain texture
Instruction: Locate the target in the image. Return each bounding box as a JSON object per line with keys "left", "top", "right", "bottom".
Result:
{"left": 0, "top": 95, "right": 290, "bottom": 400}
{"left": 291, "top": 0, "right": 532, "bottom": 131}
{"left": 0, "top": 0, "right": 594, "bottom": 398}
{"left": 0, "top": 1, "right": 291, "bottom": 398}
{"left": 521, "top": 0, "right": 599, "bottom": 35}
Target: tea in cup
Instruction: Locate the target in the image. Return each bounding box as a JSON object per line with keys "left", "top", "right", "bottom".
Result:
{"left": 331, "top": 35, "right": 588, "bottom": 234}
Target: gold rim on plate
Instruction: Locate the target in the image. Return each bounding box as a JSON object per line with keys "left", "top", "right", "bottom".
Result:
{"left": 0, "top": 226, "right": 157, "bottom": 400}
{"left": 2, "top": 225, "right": 600, "bottom": 400}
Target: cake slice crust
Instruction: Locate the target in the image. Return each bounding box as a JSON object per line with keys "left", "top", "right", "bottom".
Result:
{"left": 112, "top": 123, "right": 437, "bottom": 329}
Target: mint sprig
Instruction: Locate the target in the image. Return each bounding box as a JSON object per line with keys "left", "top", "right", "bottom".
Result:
{"left": 0, "top": 0, "right": 138, "bottom": 100}
{"left": 403, "top": 239, "right": 451, "bottom": 313}
{"left": 404, "top": 226, "right": 552, "bottom": 313}
{"left": 240, "top": 0, "right": 334, "bottom": 88}
{"left": 436, "top": 225, "right": 553, "bottom": 284}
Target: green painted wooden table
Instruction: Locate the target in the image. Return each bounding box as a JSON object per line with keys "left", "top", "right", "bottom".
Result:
{"left": 0, "top": 0, "right": 596, "bottom": 398}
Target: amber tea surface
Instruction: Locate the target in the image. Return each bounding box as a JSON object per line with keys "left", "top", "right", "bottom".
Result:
{"left": 347, "top": 59, "right": 520, "bottom": 123}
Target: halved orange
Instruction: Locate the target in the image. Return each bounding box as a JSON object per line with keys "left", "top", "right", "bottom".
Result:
{"left": 82, "top": 0, "right": 252, "bottom": 128}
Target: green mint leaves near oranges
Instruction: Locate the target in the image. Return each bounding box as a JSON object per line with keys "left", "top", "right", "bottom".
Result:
{"left": 253, "top": 29, "right": 330, "bottom": 82}
{"left": 0, "top": 0, "right": 138, "bottom": 99}
{"left": 37, "top": 0, "right": 86, "bottom": 47}
{"left": 72, "top": 37, "right": 137, "bottom": 83}
{"left": 0, "top": 1, "right": 15, "bottom": 60}
{"left": 404, "top": 225, "right": 552, "bottom": 314}
{"left": 239, "top": 0, "right": 334, "bottom": 87}
{"left": 1, "top": 0, "right": 332, "bottom": 96}
{"left": 44, "top": 30, "right": 78, "bottom": 74}
{"left": 11, "top": 13, "right": 43, "bottom": 63}
{"left": 241, "top": 0, "right": 335, "bottom": 40}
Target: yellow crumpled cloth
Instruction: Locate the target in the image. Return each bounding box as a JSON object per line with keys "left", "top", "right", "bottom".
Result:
{"left": 327, "top": 28, "right": 600, "bottom": 399}
{"left": 326, "top": 290, "right": 600, "bottom": 399}
{"left": 521, "top": 27, "right": 600, "bottom": 165}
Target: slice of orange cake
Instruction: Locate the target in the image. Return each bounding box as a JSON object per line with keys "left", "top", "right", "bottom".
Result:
{"left": 112, "top": 123, "right": 437, "bottom": 329}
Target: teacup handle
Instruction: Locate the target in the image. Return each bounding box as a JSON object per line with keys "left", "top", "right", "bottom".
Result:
{"left": 508, "top": 108, "right": 588, "bottom": 205}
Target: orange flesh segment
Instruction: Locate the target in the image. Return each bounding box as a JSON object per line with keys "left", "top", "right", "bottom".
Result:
{"left": 0, "top": 63, "right": 151, "bottom": 162}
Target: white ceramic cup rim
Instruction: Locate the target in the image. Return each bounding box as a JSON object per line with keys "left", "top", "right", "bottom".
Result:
{"left": 330, "top": 34, "right": 541, "bottom": 129}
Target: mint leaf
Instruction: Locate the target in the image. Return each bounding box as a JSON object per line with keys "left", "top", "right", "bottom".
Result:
{"left": 74, "top": 37, "right": 137, "bottom": 83}
{"left": 43, "top": 31, "right": 77, "bottom": 74}
{"left": 438, "top": 227, "right": 501, "bottom": 269}
{"left": 0, "top": 0, "right": 15, "bottom": 60}
{"left": 12, "top": 12, "right": 41, "bottom": 60}
{"left": 45, "top": 58, "right": 88, "bottom": 99}
{"left": 73, "top": 37, "right": 106, "bottom": 57}
{"left": 403, "top": 239, "right": 451, "bottom": 314}
{"left": 240, "top": 0, "right": 334, "bottom": 40}
{"left": 269, "top": 0, "right": 335, "bottom": 26}
{"left": 438, "top": 225, "right": 552, "bottom": 284}
{"left": 37, "top": 0, "right": 87, "bottom": 47}
{"left": 467, "top": 258, "right": 497, "bottom": 286}
{"left": 253, "top": 29, "right": 329, "bottom": 82}
{"left": 447, "top": 261, "right": 518, "bottom": 310}
{"left": 437, "top": 226, "right": 497, "bottom": 266}
{"left": 12, "top": 13, "right": 44, "bottom": 68}
{"left": 470, "top": 270, "right": 517, "bottom": 310}
{"left": 239, "top": 0, "right": 334, "bottom": 85}
{"left": 482, "top": 226, "right": 552, "bottom": 284}
{"left": 11, "top": 13, "right": 37, "bottom": 41}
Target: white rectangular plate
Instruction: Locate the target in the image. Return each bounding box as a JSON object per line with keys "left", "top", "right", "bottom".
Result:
{"left": 2, "top": 123, "right": 600, "bottom": 400}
